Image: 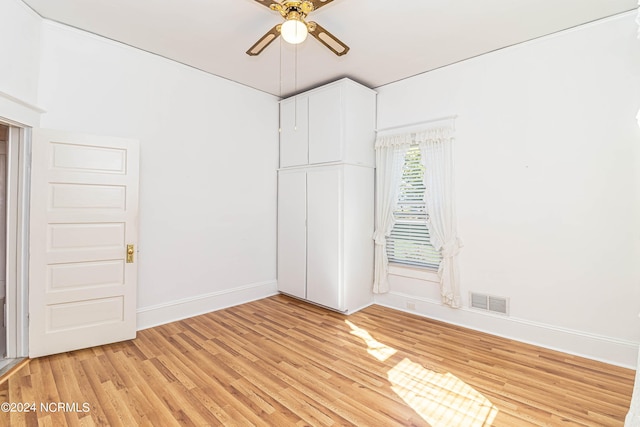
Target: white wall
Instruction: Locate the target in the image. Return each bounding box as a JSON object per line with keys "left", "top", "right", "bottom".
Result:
{"left": 5, "top": 0, "right": 638, "bottom": 366}
{"left": 0, "top": 0, "right": 42, "bottom": 125}
{"left": 375, "top": 12, "right": 640, "bottom": 367}
{"left": 36, "top": 21, "right": 279, "bottom": 328}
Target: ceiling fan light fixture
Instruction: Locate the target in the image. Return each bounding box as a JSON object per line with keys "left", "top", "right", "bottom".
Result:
{"left": 281, "top": 17, "right": 308, "bottom": 44}
{"left": 247, "top": 0, "right": 349, "bottom": 56}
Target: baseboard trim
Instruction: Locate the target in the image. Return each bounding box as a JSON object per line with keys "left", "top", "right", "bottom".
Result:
{"left": 346, "top": 301, "right": 375, "bottom": 315}
{"left": 137, "top": 280, "right": 278, "bottom": 330}
{"left": 375, "top": 291, "right": 639, "bottom": 369}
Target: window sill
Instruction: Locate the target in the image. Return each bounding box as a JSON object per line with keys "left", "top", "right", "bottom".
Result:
{"left": 388, "top": 263, "right": 440, "bottom": 283}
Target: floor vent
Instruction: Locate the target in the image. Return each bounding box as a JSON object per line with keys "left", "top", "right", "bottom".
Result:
{"left": 470, "top": 292, "right": 509, "bottom": 315}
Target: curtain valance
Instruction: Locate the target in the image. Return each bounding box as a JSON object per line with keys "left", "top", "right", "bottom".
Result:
{"left": 375, "top": 126, "right": 453, "bottom": 148}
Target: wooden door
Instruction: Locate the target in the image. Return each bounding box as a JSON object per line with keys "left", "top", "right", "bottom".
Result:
{"left": 29, "top": 129, "right": 139, "bottom": 357}
{"left": 277, "top": 169, "right": 307, "bottom": 299}
{"left": 306, "top": 166, "right": 341, "bottom": 310}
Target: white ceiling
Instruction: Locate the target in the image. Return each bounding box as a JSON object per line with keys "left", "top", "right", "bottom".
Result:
{"left": 21, "top": 0, "right": 637, "bottom": 97}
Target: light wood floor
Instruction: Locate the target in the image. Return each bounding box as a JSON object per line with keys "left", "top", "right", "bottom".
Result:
{"left": 0, "top": 295, "right": 634, "bottom": 426}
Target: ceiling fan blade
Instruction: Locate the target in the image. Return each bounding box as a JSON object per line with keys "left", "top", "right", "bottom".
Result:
{"left": 308, "top": 21, "right": 349, "bottom": 56}
{"left": 252, "top": 0, "right": 281, "bottom": 10}
{"left": 246, "top": 25, "right": 281, "bottom": 56}
{"left": 309, "top": 0, "right": 335, "bottom": 10}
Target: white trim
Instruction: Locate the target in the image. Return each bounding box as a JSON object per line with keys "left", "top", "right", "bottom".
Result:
{"left": 4, "top": 126, "right": 30, "bottom": 358}
{"left": 0, "top": 91, "right": 45, "bottom": 114}
{"left": 0, "top": 96, "right": 42, "bottom": 128}
{"left": 346, "top": 301, "right": 375, "bottom": 315}
{"left": 374, "top": 291, "right": 639, "bottom": 368}
{"left": 136, "top": 280, "right": 278, "bottom": 330}
{"left": 278, "top": 161, "right": 374, "bottom": 172}
{"left": 376, "top": 115, "right": 457, "bottom": 137}
{"left": 16, "top": 128, "right": 30, "bottom": 357}
{"left": 388, "top": 263, "right": 440, "bottom": 283}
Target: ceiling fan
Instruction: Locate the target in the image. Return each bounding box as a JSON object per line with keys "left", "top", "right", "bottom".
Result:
{"left": 247, "top": 0, "right": 350, "bottom": 57}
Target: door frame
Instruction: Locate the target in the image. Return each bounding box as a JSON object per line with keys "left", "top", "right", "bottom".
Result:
{"left": 3, "top": 119, "right": 30, "bottom": 358}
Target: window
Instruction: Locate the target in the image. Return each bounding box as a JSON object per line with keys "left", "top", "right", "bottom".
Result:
{"left": 386, "top": 145, "right": 442, "bottom": 269}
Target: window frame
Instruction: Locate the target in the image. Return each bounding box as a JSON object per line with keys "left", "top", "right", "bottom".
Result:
{"left": 386, "top": 144, "right": 442, "bottom": 272}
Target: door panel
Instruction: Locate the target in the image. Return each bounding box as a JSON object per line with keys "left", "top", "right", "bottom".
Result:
{"left": 306, "top": 167, "right": 341, "bottom": 310}
{"left": 280, "top": 96, "right": 309, "bottom": 168}
{"left": 308, "top": 86, "right": 342, "bottom": 164}
{"left": 48, "top": 260, "right": 124, "bottom": 290}
{"left": 277, "top": 170, "right": 307, "bottom": 299}
{"left": 29, "top": 129, "right": 139, "bottom": 358}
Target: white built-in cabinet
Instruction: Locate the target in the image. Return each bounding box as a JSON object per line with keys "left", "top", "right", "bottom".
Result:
{"left": 277, "top": 78, "right": 376, "bottom": 313}
{"left": 279, "top": 79, "right": 376, "bottom": 168}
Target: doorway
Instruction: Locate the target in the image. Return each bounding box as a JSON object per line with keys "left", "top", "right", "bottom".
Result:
{"left": 0, "top": 124, "right": 7, "bottom": 362}
{"left": 0, "top": 121, "right": 29, "bottom": 373}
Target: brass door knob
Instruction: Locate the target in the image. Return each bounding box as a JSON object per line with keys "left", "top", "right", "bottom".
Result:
{"left": 126, "top": 244, "right": 135, "bottom": 263}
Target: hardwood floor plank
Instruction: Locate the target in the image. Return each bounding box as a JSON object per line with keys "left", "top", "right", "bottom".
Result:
{"left": 70, "top": 354, "right": 110, "bottom": 426}
{"left": 101, "top": 380, "right": 139, "bottom": 426}
{"left": 108, "top": 351, "right": 176, "bottom": 426}
{"left": 1, "top": 295, "right": 634, "bottom": 426}
{"left": 80, "top": 357, "right": 127, "bottom": 426}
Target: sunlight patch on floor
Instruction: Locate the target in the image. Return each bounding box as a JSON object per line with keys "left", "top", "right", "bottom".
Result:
{"left": 346, "top": 320, "right": 499, "bottom": 426}
{"left": 388, "top": 357, "right": 498, "bottom": 426}
{"left": 345, "top": 320, "right": 397, "bottom": 362}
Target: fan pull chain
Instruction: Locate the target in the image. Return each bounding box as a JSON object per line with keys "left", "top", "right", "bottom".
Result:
{"left": 294, "top": 42, "right": 298, "bottom": 131}
{"left": 278, "top": 37, "right": 282, "bottom": 133}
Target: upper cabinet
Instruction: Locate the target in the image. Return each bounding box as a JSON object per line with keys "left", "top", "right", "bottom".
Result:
{"left": 279, "top": 95, "right": 309, "bottom": 168}
{"left": 279, "top": 78, "right": 376, "bottom": 168}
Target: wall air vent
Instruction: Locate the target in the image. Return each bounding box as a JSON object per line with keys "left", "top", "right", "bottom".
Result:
{"left": 470, "top": 292, "right": 509, "bottom": 315}
{"left": 470, "top": 292, "right": 488, "bottom": 310}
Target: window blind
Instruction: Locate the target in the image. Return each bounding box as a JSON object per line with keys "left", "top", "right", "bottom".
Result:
{"left": 386, "top": 145, "right": 442, "bottom": 269}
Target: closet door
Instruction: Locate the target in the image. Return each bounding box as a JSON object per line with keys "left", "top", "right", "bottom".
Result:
{"left": 308, "top": 86, "right": 342, "bottom": 165}
{"left": 306, "top": 166, "right": 341, "bottom": 310}
{"left": 277, "top": 170, "right": 307, "bottom": 299}
{"left": 279, "top": 96, "right": 309, "bottom": 168}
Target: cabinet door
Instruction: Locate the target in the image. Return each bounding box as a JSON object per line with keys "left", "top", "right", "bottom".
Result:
{"left": 277, "top": 170, "right": 307, "bottom": 299}
{"left": 308, "top": 86, "right": 342, "bottom": 165}
{"left": 306, "top": 167, "right": 341, "bottom": 310}
{"left": 280, "top": 96, "right": 309, "bottom": 168}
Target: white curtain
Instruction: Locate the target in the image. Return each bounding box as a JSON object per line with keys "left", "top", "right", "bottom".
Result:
{"left": 372, "top": 135, "right": 410, "bottom": 293}
{"left": 417, "top": 127, "right": 462, "bottom": 308}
